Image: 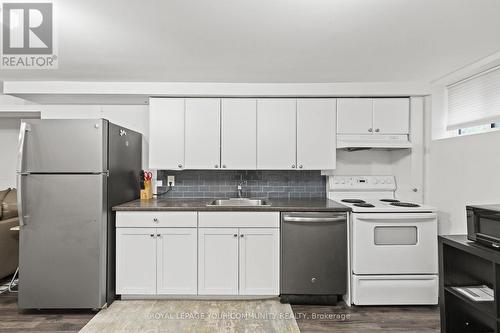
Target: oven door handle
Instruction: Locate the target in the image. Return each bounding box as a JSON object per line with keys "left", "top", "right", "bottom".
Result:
{"left": 356, "top": 213, "right": 437, "bottom": 221}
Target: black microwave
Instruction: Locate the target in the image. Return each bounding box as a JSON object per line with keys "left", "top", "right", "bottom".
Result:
{"left": 467, "top": 205, "right": 500, "bottom": 250}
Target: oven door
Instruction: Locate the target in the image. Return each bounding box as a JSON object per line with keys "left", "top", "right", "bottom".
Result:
{"left": 352, "top": 213, "right": 438, "bottom": 275}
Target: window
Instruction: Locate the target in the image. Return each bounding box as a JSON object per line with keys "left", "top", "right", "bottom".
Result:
{"left": 447, "top": 65, "right": 500, "bottom": 131}
{"left": 458, "top": 123, "right": 500, "bottom": 135}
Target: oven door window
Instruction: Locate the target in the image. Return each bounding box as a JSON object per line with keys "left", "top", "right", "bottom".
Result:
{"left": 374, "top": 226, "right": 418, "bottom": 245}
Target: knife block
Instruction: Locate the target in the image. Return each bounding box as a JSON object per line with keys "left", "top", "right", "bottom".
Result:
{"left": 140, "top": 180, "right": 153, "bottom": 200}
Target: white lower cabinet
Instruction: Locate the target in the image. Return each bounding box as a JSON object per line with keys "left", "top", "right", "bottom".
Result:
{"left": 116, "top": 212, "right": 280, "bottom": 297}
{"left": 239, "top": 228, "right": 280, "bottom": 295}
{"left": 198, "top": 227, "right": 280, "bottom": 296}
{"left": 157, "top": 228, "right": 198, "bottom": 295}
{"left": 116, "top": 227, "right": 197, "bottom": 295}
{"left": 116, "top": 228, "right": 157, "bottom": 295}
{"left": 198, "top": 228, "right": 240, "bottom": 295}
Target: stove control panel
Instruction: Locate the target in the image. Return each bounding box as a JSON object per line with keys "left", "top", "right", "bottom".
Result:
{"left": 329, "top": 175, "right": 396, "bottom": 191}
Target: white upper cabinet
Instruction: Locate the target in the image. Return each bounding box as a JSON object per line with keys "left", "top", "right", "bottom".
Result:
{"left": 149, "top": 97, "right": 340, "bottom": 170}
{"left": 149, "top": 98, "right": 185, "bottom": 169}
{"left": 184, "top": 98, "right": 221, "bottom": 169}
{"left": 221, "top": 99, "right": 257, "bottom": 170}
{"left": 372, "top": 98, "right": 410, "bottom": 134}
{"left": 297, "top": 99, "right": 336, "bottom": 170}
{"left": 337, "top": 98, "right": 410, "bottom": 135}
{"left": 257, "top": 99, "right": 297, "bottom": 169}
{"left": 337, "top": 98, "right": 373, "bottom": 134}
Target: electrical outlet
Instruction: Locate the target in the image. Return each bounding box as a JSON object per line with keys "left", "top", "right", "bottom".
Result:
{"left": 167, "top": 175, "right": 175, "bottom": 186}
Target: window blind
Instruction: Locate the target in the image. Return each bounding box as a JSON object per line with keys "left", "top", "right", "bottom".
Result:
{"left": 447, "top": 65, "right": 500, "bottom": 130}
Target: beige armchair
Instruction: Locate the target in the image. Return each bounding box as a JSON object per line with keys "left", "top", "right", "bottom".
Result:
{"left": 0, "top": 188, "right": 19, "bottom": 280}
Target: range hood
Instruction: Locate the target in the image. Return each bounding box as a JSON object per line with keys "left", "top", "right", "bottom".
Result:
{"left": 337, "top": 134, "right": 412, "bottom": 149}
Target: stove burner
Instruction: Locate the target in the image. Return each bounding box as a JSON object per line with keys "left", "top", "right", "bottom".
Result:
{"left": 341, "top": 199, "right": 366, "bottom": 204}
{"left": 380, "top": 199, "right": 400, "bottom": 203}
{"left": 354, "top": 203, "right": 375, "bottom": 208}
{"left": 390, "top": 202, "right": 420, "bottom": 208}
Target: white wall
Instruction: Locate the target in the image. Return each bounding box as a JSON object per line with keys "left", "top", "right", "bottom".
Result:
{"left": 0, "top": 118, "right": 22, "bottom": 189}
{"left": 41, "top": 105, "right": 149, "bottom": 167}
{"left": 428, "top": 52, "right": 500, "bottom": 235}
{"left": 0, "top": 89, "right": 40, "bottom": 190}
{"left": 429, "top": 131, "right": 500, "bottom": 235}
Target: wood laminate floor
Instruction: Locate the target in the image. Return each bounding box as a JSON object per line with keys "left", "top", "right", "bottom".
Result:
{"left": 0, "top": 281, "right": 439, "bottom": 333}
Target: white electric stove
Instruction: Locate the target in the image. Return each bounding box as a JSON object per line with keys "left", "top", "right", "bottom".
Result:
{"left": 329, "top": 175, "right": 438, "bottom": 306}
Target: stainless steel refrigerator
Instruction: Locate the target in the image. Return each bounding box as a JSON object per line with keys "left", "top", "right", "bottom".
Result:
{"left": 17, "top": 119, "right": 141, "bottom": 309}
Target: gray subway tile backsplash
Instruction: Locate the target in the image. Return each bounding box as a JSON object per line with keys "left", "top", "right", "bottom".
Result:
{"left": 157, "top": 170, "right": 326, "bottom": 199}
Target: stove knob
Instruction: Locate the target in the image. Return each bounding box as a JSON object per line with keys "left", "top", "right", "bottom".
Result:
{"left": 380, "top": 179, "right": 385, "bottom": 184}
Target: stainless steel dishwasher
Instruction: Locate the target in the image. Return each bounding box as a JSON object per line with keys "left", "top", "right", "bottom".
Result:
{"left": 281, "top": 212, "right": 347, "bottom": 305}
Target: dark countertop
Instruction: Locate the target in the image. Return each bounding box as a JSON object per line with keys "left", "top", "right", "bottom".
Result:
{"left": 113, "top": 198, "right": 351, "bottom": 212}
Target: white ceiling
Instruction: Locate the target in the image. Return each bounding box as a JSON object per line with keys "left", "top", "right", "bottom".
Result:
{"left": 1, "top": 0, "right": 500, "bottom": 83}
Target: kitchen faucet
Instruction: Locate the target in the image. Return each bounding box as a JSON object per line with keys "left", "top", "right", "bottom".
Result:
{"left": 237, "top": 180, "right": 247, "bottom": 198}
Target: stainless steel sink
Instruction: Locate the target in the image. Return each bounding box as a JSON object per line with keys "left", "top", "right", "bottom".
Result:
{"left": 207, "top": 198, "right": 271, "bottom": 207}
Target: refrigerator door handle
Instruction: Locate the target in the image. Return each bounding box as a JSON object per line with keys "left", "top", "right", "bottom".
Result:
{"left": 17, "top": 122, "right": 30, "bottom": 173}
{"left": 17, "top": 174, "right": 26, "bottom": 227}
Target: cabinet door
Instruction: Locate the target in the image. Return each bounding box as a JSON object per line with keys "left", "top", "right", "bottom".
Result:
{"left": 184, "top": 98, "right": 221, "bottom": 169}
{"left": 239, "top": 228, "right": 280, "bottom": 295}
{"left": 257, "top": 99, "right": 297, "bottom": 169}
{"left": 157, "top": 228, "right": 197, "bottom": 295}
{"left": 149, "top": 98, "right": 185, "bottom": 169}
{"left": 116, "top": 228, "right": 157, "bottom": 295}
{"left": 337, "top": 98, "right": 373, "bottom": 134}
{"left": 297, "top": 99, "right": 336, "bottom": 170}
{"left": 198, "top": 228, "right": 239, "bottom": 295}
{"left": 221, "top": 99, "right": 257, "bottom": 169}
{"left": 373, "top": 98, "right": 410, "bottom": 134}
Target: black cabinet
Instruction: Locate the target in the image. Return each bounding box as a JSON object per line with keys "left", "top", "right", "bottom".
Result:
{"left": 439, "top": 235, "right": 500, "bottom": 333}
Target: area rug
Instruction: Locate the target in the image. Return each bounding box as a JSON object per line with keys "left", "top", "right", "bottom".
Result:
{"left": 79, "top": 299, "right": 300, "bottom": 333}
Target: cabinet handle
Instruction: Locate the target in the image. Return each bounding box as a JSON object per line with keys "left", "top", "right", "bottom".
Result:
{"left": 150, "top": 234, "right": 155, "bottom": 238}
{"left": 156, "top": 234, "right": 161, "bottom": 237}
{"left": 368, "top": 128, "right": 373, "bottom": 133}
{"left": 153, "top": 218, "right": 158, "bottom": 223}
{"left": 299, "top": 165, "right": 303, "bottom": 169}
{"left": 233, "top": 234, "right": 238, "bottom": 237}
{"left": 240, "top": 234, "right": 244, "bottom": 238}
{"left": 311, "top": 277, "right": 317, "bottom": 284}
{"left": 375, "top": 128, "right": 380, "bottom": 133}
{"left": 178, "top": 164, "right": 183, "bottom": 168}
{"left": 291, "top": 164, "right": 296, "bottom": 169}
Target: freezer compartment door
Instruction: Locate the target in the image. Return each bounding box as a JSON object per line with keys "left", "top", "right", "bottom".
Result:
{"left": 19, "top": 119, "right": 107, "bottom": 173}
{"left": 18, "top": 174, "right": 107, "bottom": 309}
